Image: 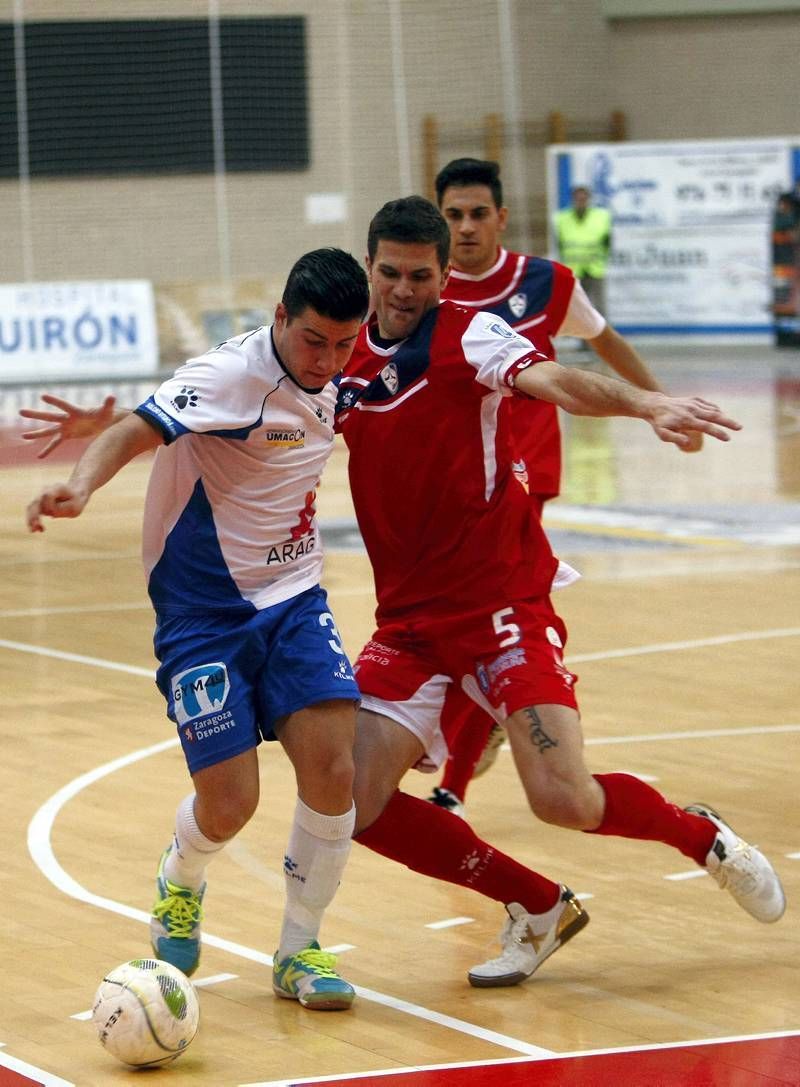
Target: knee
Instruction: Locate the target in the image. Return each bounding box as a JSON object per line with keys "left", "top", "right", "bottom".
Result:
{"left": 326, "top": 749, "right": 356, "bottom": 795}
{"left": 197, "top": 785, "right": 259, "bottom": 842}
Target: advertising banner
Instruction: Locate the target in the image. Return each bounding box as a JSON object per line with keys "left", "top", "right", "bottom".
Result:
{"left": 547, "top": 138, "right": 800, "bottom": 337}
{"left": 0, "top": 280, "right": 158, "bottom": 381}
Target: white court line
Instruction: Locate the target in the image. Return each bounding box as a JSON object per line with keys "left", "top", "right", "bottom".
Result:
{"left": 4, "top": 624, "right": 799, "bottom": 680}
{"left": 664, "top": 869, "right": 708, "bottom": 882}
{"left": 0, "top": 1049, "right": 74, "bottom": 1086}
{"left": 586, "top": 722, "right": 800, "bottom": 746}
{"left": 425, "top": 917, "right": 475, "bottom": 930}
{"left": 16, "top": 624, "right": 800, "bottom": 1064}
{"left": 26, "top": 743, "right": 551, "bottom": 1059}
{"left": 569, "top": 625, "right": 800, "bottom": 664}
{"left": 0, "top": 638, "right": 152, "bottom": 677}
{"left": 241, "top": 1030, "right": 800, "bottom": 1086}
{"left": 0, "top": 601, "right": 149, "bottom": 619}
{"left": 71, "top": 971, "right": 238, "bottom": 1020}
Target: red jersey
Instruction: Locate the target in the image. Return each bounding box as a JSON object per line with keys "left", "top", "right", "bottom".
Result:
{"left": 336, "top": 301, "right": 560, "bottom": 622}
{"left": 442, "top": 248, "right": 576, "bottom": 499}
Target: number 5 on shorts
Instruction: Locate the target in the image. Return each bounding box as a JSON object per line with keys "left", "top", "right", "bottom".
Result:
{"left": 492, "top": 607, "right": 521, "bottom": 648}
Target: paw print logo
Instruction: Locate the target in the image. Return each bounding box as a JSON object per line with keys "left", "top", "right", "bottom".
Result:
{"left": 460, "top": 850, "right": 480, "bottom": 872}
{"left": 172, "top": 387, "right": 199, "bottom": 411}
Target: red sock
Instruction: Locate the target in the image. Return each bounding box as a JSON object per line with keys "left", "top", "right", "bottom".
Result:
{"left": 439, "top": 697, "right": 495, "bottom": 801}
{"left": 590, "top": 773, "right": 716, "bottom": 866}
{"left": 355, "top": 791, "right": 560, "bottom": 912}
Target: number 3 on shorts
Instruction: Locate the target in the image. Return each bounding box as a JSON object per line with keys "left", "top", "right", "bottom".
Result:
{"left": 492, "top": 606, "right": 521, "bottom": 648}
{"left": 319, "top": 611, "right": 345, "bottom": 654}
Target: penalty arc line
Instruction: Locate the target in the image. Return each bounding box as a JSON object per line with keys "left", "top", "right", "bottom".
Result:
{"left": 17, "top": 624, "right": 800, "bottom": 1060}
{"left": 26, "top": 741, "right": 551, "bottom": 1059}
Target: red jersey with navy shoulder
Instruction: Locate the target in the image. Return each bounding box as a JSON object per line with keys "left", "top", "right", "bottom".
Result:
{"left": 336, "top": 301, "right": 560, "bottom": 622}
{"left": 442, "top": 248, "right": 576, "bottom": 499}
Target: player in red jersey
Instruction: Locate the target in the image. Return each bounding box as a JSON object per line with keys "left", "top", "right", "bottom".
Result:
{"left": 429, "top": 158, "right": 702, "bottom": 816}
{"left": 22, "top": 202, "right": 786, "bottom": 991}
{"left": 343, "top": 196, "right": 784, "bottom": 985}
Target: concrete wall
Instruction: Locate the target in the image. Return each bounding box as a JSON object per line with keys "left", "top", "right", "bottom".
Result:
{"left": 1, "top": 0, "right": 797, "bottom": 359}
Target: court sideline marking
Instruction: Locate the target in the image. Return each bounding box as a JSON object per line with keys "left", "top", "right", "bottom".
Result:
{"left": 242, "top": 1030, "right": 800, "bottom": 1087}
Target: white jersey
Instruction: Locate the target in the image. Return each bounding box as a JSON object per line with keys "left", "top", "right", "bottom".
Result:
{"left": 136, "top": 325, "right": 336, "bottom": 613}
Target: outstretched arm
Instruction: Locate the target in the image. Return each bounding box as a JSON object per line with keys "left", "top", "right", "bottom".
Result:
{"left": 19, "top": 394, "right": 127, "bottom": 458}
{"left": 26, "top": 413, "right": 162, "bottom": 532}
{"left": 585, "top": 325, "right": 703, "bottom": 452}
{"left": 514, "top": 360, "right": 741, "bottom": 449}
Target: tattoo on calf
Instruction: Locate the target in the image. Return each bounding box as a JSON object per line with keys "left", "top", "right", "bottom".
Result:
{"left": 525, "top": 707, "right": 558, "bottom": 753}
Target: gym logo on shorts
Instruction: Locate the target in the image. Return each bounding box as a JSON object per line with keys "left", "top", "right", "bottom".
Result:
{"left": 171, "top": 662, "right": 230, "bottom": 725}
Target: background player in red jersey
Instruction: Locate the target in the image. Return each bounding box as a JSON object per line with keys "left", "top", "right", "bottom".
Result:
{"left": 343, "top": 196, "right": 784, "bottom": 986}
{"left": 429, "top": 158, "right": 702, "bottom": 817}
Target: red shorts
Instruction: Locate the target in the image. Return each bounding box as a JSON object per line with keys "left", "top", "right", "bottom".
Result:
{"left": 354, "top": 596, "right": 579, "bottom": 772}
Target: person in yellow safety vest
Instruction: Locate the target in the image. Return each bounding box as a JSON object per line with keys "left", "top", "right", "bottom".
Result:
{"left": 555, "top": 185, "right": 612, "bottom": 317}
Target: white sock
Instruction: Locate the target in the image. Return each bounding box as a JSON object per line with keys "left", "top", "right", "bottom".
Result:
{"left": 278, "top": 797, "right": 355, "bottom": 961}
{"left": 163, "top": 794, "right": 226, "bottom": 891}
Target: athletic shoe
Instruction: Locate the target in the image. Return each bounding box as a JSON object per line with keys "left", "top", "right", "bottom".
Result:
{"left": 468, "top": 886, "right": 589, "bottom": 988}
{"left": 473, "top": 724, "right": 506, "bottom": 778}
{"left": 685, "top": 803, "right": 786, "bottom": 923}
{"left": 427, "top": 786, "right": 466, "bottom": 819}
{"left": 150, "top": 848, "right": 205, "bottom": 977}
{"left": 272, "top": 941, "right": 355, "bottom": 1010}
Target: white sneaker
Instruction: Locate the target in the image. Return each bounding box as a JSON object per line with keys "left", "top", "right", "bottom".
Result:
{"left": 685, "top": 803, "right": 786, "bottom": 924}
{"left": 468, "top": 887, "right": 589, "bottom": 988}
{"left": 473, "top": 724, "right": 506, "bottom": 778}
{"left": 427, "top": 787, "right": 466, "bottom": 819}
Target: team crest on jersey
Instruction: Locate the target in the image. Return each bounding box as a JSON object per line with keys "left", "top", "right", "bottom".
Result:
{"left": 380, "top": 362, "right": 400, "bottom": 395}
{"left": 508, "top": 292, "right": 527, "bottom": 319}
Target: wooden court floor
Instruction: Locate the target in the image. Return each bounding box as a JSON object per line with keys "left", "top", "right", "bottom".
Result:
{"left": 0, "top": 346, "right": 798, "bottom": 1085}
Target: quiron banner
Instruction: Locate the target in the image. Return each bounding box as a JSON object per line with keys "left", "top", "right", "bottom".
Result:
{"left": 547, "top": 138, "right": 800, "bottom": 338}
{"left": 0, "top": 280, "right": 158, "bottom": 381}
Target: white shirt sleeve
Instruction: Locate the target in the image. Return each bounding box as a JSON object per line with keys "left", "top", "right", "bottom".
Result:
{"left": 150, "top": 340, "right": 264, "bottom": 434}
{"left": 557, "top": 280, "right": 606, "bottom": 340}
{"left": 460, "top": 310, "right": 549, "bottom": 394}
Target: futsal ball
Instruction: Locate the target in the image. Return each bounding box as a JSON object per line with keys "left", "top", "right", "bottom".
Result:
{"left": 91, "top": 958, "right": 199, "bottom": 1067}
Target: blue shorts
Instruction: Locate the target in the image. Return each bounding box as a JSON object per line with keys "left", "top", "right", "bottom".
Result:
{"left": 153, "top": 585, "right": 360, "bottom": 774}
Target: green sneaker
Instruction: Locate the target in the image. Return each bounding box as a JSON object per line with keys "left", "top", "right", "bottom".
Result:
{"left": 149, "top": 848, "right": 205, "bottom": 977}
{"left": 272, "top": 941, "right": 355, "bottom": 1010}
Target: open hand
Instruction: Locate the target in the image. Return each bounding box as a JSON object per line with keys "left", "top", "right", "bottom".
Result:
{"left": 19, "top": 394, "right": 117, "bottom": 458}
{"left": 649, "top": 396, "right": 740, "bottom": 448}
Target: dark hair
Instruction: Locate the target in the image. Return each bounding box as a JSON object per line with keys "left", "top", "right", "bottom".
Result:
{"left": 367, "top": 196, "right": 450, "bottom": 269}
{"left": 434, "top": 158, "right": 503, "bottom": 209}
{"left": 282, "top": 248, "right": 369, "bottom": 322}
{"left": 572, "top": 185, "right": 591, "bottom": 198}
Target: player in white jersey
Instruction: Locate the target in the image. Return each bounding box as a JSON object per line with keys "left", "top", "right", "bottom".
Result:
{"left": 24, "top": 209, "right": 786, "bottom": 998}
{"left": 25, "top": 248, "right": 370, "bottom": 1011}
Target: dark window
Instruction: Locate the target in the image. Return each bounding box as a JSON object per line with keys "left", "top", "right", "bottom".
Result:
{"left": 0, "top": 17, "right": 308, "bottom": 177}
